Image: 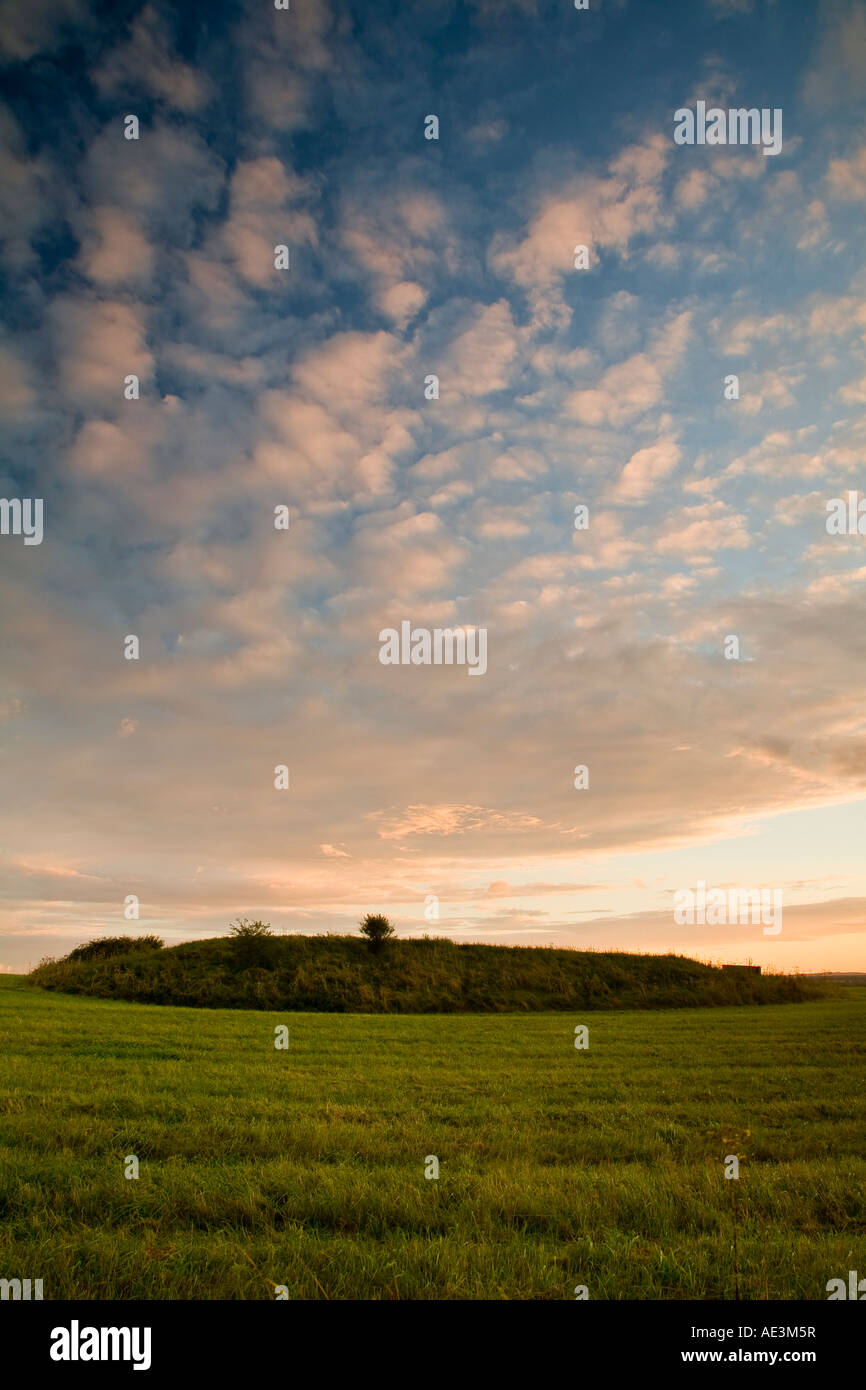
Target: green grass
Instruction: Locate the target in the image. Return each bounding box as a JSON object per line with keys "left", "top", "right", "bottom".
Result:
{"left": 1, "top": 974, "right": 864, "bottom": 1300}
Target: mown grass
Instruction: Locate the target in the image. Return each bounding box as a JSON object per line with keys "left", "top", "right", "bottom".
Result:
{"left": 1, "top": 975, "right": 863, "bottom": 1300}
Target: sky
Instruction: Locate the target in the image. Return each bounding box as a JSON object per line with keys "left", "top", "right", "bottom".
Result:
{"left": 1, "top": 0, "right": 866, "bottom": 974}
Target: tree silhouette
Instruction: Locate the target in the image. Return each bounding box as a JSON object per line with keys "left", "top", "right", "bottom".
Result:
{"left": 359, "top": 913, "right": 396, "bottom": 954}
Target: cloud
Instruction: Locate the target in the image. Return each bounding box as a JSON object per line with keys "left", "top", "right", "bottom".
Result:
{"left": 237, "top": 0, "right": 335, "bottom": 132}
{"left": 737, "top": 369, "right": 802, "bottom": 416}
{"left": 796, "top": 199, "right": 831, "bottom": 250}
{"left": 656, "top": 502, "right": 752, "bottom": 558}
{"left": 0, "top": 0, "right": 92, "bottom": 61}
{"left": 219, "top": 157, "right": 317, "bottom": 287}
{"left": 341, "top": 189, "right": 465, "bottom": 325}
{"left": 568, "top": 355, "right": 664, "bottom": 426}
{"left": 827, "top": 145, "right": 866, "bottom": 200}
{"left": 489, "top": 137, "right": 670, "bottom": 325}
{"left": 839, "top": 371, "right": 866, "bottom": 404}
{"left": 377, "top": 280, "right": 427, "bottom": 328}
{"left": 52, "top": 298, "right": 153, "bottom": 402}
{"left": 83, "top": 122, "right": 225, "bottom": 245}
{"left": 252, "top": 330, "right": 412, "bottom": 501}
{"left": 76, "top": 207, "right": 153, "bottom": 284}
{"left": 803, "top": 0, "right": 866, "bottom": 109}
{"left": 612, "top": 438, "right": 683, "bottom": 502}
{"left": 773, "top": 491, "right": 826, "bottom": 526}
{"left": 443, "top": 300, "right": 521, "bottom": 397}
{"left": 467, "top": 119, "right": 507, "bottom": 145}
{"left": 372, "top": 804, "right": 544, "bottom": 841}
{"left": 0, "top": 108, "right": 55, "bottom": 268}
{"left": 719, "top": 312, "right": 798, "bottom": 355}
{"left": 351, "top": 505, "right": 465, "bottom": 595}
{"left": 675, "top": 168, "right": 714, "bottom": 210}
{"left": 567, "top": 312, "right": 692, "bottom": 428}
{"left": 292, "top": 329, "right": 405, "bottom": 410}
{"left": 0, "top": 345, "right": 35, "bottom": 417}
{"left": 91, "top": 6, "right": 210, "bottom": 112}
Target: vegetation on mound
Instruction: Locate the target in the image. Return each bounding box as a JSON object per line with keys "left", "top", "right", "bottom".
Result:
{"left": 67, "top": 935, "right": 164, "bottom": 962}
{"left": 29, "top": 931, "right": 828, "bottom": 1013}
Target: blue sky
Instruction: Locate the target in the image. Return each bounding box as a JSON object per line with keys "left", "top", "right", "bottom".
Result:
{"left": 1, "top": 0, "right": 866, "bottom": 972}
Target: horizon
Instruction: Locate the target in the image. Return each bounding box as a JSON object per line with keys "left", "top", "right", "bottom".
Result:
{"left": 2, "top": 0, "right": 866, "bottom": 974}
{"left": 20, "top": 924, "right": 866, "bottom": 976}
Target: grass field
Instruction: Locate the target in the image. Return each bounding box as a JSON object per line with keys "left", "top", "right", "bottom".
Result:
{"left": 1, "top": 974, "right": 864, "bottom": 1300}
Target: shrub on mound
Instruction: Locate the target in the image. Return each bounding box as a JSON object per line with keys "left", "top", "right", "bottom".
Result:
{"left": 67, "top": 935, "right": 164, "bottom": 962}
{"left": 228, "top": 919, "right": 278, "bottom": 971}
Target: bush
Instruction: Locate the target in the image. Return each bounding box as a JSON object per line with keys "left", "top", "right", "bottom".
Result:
{"left": 359, "top": 913, "right": 396, "bottom": 955}
{"left": 228, "top": 919, "right": 277, "bottom": 970}
{"left": 67, "top": 935, "right": 163, "bottom": 962}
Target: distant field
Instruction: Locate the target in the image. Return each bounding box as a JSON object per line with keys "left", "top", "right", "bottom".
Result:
{"left": 1, "top": 976, "right": 864, "bottom": 1300}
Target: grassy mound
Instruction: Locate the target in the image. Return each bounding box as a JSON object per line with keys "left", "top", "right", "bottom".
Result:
{"left": 28, "top": 934, "right": 828, "bottom": 1013}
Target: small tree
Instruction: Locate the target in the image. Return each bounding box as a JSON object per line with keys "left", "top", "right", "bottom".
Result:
{"left": 229, "top": 919, "right": 276, "bottom": 970}
{"left": 359, "top": 913, "right": 396, "bottom": 955}
{"left": 229, "top": 919, "right": 273, "bottom": 940}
